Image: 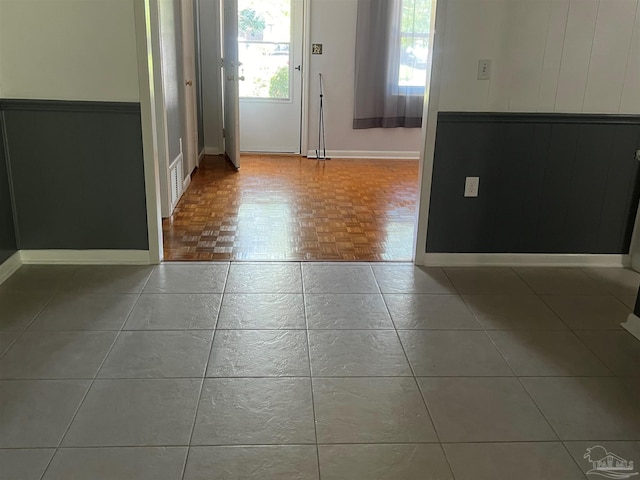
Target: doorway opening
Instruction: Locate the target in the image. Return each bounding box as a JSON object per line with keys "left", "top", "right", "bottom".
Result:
{"left": 158, "top": 0, "right": 436, "bottom": 263}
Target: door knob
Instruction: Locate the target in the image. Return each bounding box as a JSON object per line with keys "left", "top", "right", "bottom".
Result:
{"left": 185, "top": 80, "right": 193, "bottom": 86}
{"left": 239, "top": 76, "right": 245, "bottom": 81}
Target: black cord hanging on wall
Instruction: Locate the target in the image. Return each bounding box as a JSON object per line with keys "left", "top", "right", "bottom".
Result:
{"left": 315, "top": 73, "right": 330, "bottom": 160}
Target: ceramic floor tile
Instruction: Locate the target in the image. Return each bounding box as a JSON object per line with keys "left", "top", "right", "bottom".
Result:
{"left": 515, "top": 267, "right": 607, "bottom": 295}
{"left": 463, "top": 295, "right": 568, "bottom": 330}
{"left": 564, "top": 441, "right": 640, "bottom": 478}
{"left": 217, "top": 294, "right": 305, "bottom": 329}
{"left": 308, "top": 330, "right": 411, "bottom": 377}
{"left": 0, "top": 331, "right": 19, "bottom": 356}
{"left": 488, "top": 330, "right": 612, "bottom": 376}
{"left": 0, "top": 291, "right": 53, "bottom": 331}
{"left": 0, "top": 266, "right": 76, "bottom": 293}
{"left": 542, "top": 295, "right": 631, "bottom": 330}
{"left": 576, "top": 330, "right": 640, "bottom": 376}
{"left": 418, "top": 377, "right": 556, "bottom": 442}
{"left": 206, "top": 330, "right": 310, "bottom": 377}
{"left": 444, "top": 442, "right": 586, "bottom": 480}
{"left": 65, "top": 266, "right": 154, "bottom": 294}
{"left": 99, "top": 331, "right": 213, "bottom": 378}
{"left": 124, "top": 294, "right": 221, "bottom": 330}
{"left": 313, "top": 377, "right": 437, "bottom": 443}
{"left": 372, "top": 265, "right": 456, "bottom": 294}
{"left": 318, "top": 444, "right": 453, "bottom": 480}
{"left": 0, "top": 380, "right": 90, "bottom": 447}
{"left": 43, "top": 447, "right": 188, "bottom": 480}
{"left": 399, "top": 330, "right": 512, "bottom": 376}
{"left": 304, "top": 294, "right": 393, "bottom": 329}
{"left": 384, "top": 294, "right": 481, "bottom": 329}
{"left": 0, "top": 331, "right": 117, "bottom": 379}
{"left": 29, "top": 293, "right": 138, "bottom": 331}
{"left": 143, "top": 264, "right": 229, "bottom": 294}
{"left": 225, "top": 263, "right": 302, "bottom": 293}
{"left": 0, "top": 448, "right": 55, "bottom": 480}
{"left": 63, "top": 379, "right": 201, "bottom": 447}
{"left": 522, "top": 377, "right": 640, "bottom": 440}
{"left": 583, "top": 267, "right": 640, "bottom": 297}
{"left": 443, "top": 268, "right": 533, "bottom": 295}
{"left": 302, "top": 264, "right": 379, "bottom": 294}
{"left": 184, "top": 446, "right": 319, "bottom": 480}
{"left": 191, "top": 378, "right": 315, "bottom": 445}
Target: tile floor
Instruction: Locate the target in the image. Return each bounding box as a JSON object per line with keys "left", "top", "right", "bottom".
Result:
{"left": 0, "top": 263, "right": 639, "bottom": 479}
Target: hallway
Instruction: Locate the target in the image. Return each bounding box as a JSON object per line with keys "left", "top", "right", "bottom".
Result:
{"left": 162, "top": 155, "right": 419, "bottom": 261}
{"left": 1, "top": 262, "right": 639, "bottom": 479}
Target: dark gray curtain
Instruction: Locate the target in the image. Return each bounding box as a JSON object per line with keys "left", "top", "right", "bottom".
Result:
{"left": 353, "top": 0, "right": 424, "bottom": 129}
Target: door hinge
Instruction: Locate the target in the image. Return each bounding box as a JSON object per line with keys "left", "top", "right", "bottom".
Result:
{"left": 222, "top": 128, "right": 226, "bottom": 138}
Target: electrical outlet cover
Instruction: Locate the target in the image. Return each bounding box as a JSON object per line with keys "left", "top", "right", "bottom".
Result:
{"left": 465, "top": 177, "right": 479, "bottom": 197}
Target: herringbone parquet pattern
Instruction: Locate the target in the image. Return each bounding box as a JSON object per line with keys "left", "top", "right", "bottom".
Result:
{"left": 162, "top": 155, "right": 418, "bottom": 261}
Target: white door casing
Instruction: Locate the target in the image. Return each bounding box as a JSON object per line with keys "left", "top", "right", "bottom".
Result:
{"left": 181, "top": 0, "right": 199, "bottom": 175}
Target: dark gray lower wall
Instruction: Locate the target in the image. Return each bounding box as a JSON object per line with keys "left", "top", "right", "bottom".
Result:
{"left": 0, "top": 99, "right": 149, "bottom": 250}
{"left": 427, "top": 112, "right": 640, "bottom": 254}
{"left": 0, "top": 114, "right": 17, "bottom": 264}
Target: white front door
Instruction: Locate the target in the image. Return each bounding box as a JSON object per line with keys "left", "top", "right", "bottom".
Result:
{"left": 222, "top": 0, "right": 241, "bottom": 169}
{"left": 238, "top": 0, "right": 304, "bottom": 153}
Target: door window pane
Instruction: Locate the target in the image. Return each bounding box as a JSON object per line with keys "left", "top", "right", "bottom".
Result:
{"left": 238, "top": 0, "right": 291, "bottom": 99}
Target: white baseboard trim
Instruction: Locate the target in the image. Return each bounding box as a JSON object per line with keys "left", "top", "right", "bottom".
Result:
{"left": 182, "top": 173, "right": 191, "bottom": 192}
{"left": 0, "top": 252, "right": 22, "bottom": 285}
{"left": 197, "top": 148, "right": 205, "bottom": 165}
{"left": 622, "top": 313, "right": 640, "bottom": 341}
{"left": 20, "top": 250, "right": 151, "bottom": 265}
{"left": 204, "top": 147, "right": 221, "bottom": 155}
{"left": 306, "top": 150, "right": 420, "bottom": 160}
{"left": 421, "top": 253, "right": 631, "bottom": 268}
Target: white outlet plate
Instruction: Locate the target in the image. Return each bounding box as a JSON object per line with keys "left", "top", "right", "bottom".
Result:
{"left": 478, "top": 59, "right": 491, "bottom": 80}
{"left": 465, "top": 177, "right": 479, "bottom": 197}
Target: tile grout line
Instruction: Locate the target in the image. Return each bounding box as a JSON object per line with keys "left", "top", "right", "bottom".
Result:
{"left": 179, "top": 262, "right": 231, "bottom": 480}
{"left": 376, "top": 265, "right": 458, "bottom": 480}
{"left": 300, "top": 262, "right": 323, "bottom": 480}
{"left": 37, "top": 267, "right": 155, "bottom": 480}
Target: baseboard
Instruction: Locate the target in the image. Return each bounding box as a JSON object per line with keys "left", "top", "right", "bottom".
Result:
{"left": 306, "top": 150, "right": 420, "bottom": 160}
{"left": 20, "top": 250, "right": 151, "bottom": 265}
{"left": 0, "top": 252, "right": 22, "bottom": 285}
{"left": 204, "top": 147, "right": 221, "bottom": 155}
{"left": 621, "top": 313, "right": 640, "bottom": 341}
{"left": 197, "top": 148, "right": 205, "bottom": 165}
{"left": 421, "top": 253, "right": 631, "bottom": 268}
{"left": 182, "top": 174, "right": 191, "bottom": 192}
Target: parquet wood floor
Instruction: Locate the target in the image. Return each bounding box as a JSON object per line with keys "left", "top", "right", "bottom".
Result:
{"left": 162, "top": 155, "right": 419, "bottom": 261}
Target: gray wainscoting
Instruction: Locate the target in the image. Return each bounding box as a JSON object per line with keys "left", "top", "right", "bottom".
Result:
{"left": 0, "top": 114, "right": 17, "bottom": 264}
{"left": 426, "top": 112, "right": 640, "bottom": 254}
{"left": 0, "top": 99, "right": 148, "bottom": 251}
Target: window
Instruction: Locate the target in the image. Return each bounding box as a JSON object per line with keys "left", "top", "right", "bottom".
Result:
{"left": 397, "top": 0, "right": 432, "bottom": 91}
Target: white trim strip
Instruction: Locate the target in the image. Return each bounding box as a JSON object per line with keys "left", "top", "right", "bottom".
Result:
{"left": 306, "top": 150, "right": 420, "bottom": 160}
{"left": 20, "top": 250, "right": 151, "bottom": 265}
{"left": 0, "top": 252, "right": 22, "bottom": 285}
{"left": 422, "top": 253, "right": 630, "bottom": 268}
{"left": 204, "top": 147, "right": 221, "bottom": 155}
{"left": 622, "top": 313, "right": 640, "bottom": 342}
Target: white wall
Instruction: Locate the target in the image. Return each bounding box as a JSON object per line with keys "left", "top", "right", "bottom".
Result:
{"left": 437, "top": 0, "right": 640, "bottom": 113}
{"left": 307, "top": 0, "right": 423, "bottom": 155}
{"left": 0, "top": 0, "right": 139, "bottom": 102}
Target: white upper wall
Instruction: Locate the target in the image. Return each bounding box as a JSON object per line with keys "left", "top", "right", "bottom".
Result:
{"left": 0, "top": 0, "right": 140, "bottom": 102}
{"left": 438, "top": 0, "right": 640, "bottom": 113}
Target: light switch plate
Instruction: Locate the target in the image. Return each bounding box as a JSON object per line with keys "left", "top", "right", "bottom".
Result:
{"left": 478, "top": 59, "right": 491, "bottom": 80}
